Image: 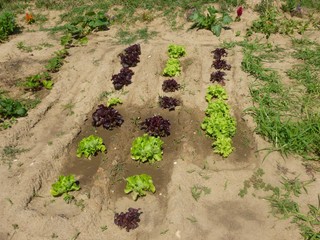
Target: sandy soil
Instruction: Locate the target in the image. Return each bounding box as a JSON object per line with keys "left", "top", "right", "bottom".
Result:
{"left": 0, "top": 6, "right": 319, "bottom": 240}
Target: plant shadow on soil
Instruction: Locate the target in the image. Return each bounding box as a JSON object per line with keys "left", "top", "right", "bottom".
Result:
{"left": 63, "top": 103, "right": 258, "bottom": 204}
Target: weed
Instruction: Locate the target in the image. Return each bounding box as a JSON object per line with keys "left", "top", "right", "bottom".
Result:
{"left": 191, "top": 185, "right": 211, "bottom": 201}
{"left": 20, "top": 98, "right": 41, "bottom": 110}
{"left": 100, "top": 225, "right": 108, "bottom": 232}
{"left": 239, "top": 168, "right": 274, "bottom": 197}
{"left": 160, "top": 229, "right": 169, "bottom": 235}
{"left": 16, "top": 41, "right": 32, "bottom": 52}
{"left": 186, "top": 216, "right": 197, "bottom": 223}
{"left": 0, "top": 117, "right": 17, "bottom": 130}
{"left": 62, "top": 102, "right": 75, "bottom": 116}
{"left": 51, "top": 233, "right": 58, "bottom": 238}
{"left": 116, "top": 27, "right": 157, "bottom": 45}
{"left": 0, "top": 11, "right": 18, "bottom": 42}
{"left": 70, "top": 232, "right": 81, "bottom": 240}
{"left": 74, "top": 199, "right": 85, "bottom": 210}
{"left": 241, "top": 39, "right": 320, "bottom": 160}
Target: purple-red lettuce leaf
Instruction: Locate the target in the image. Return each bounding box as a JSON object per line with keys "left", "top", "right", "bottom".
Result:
{"left": 212, "top": 48, "right": 228, "bottom": 60}
{"left": 92, "top": 104, "right": 124, "bottom": 130}
{"left": 114, "top": 208, "right": 142, "bottom": 232}
{"left": 140, "top": 115, "right": 171, "bottom": 137}
{"left": 159, "top": 96, "right": 180, "bottom": 111}
{"left": 162, "top": 79, "right": 181, "bottom": 92}
{"left": 212, "top": 59, "right": 231, "bottom": 70}
{"left": 111, "top": 67, "right": 134, "bottom": 90}
{"left": 210, "top": 71, "right": 226, "bottom": 85}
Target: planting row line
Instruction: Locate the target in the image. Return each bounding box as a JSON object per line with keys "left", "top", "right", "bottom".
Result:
{"left": 202, "top": 48, "right": 236, "bottom": 157}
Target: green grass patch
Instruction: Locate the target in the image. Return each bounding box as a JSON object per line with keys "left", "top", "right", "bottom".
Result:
{"left": 241, "top": 39, "right": 320, "bottom": 160}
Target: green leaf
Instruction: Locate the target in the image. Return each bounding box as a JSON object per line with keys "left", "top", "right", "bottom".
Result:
{"left": 42, "top": 80, "right": 54, "bottom": 90}
{"left": 221, "top": 13, "right": 233, "bottom": 25}
{"left": 130, "top": 134, "right": 163, "bottom": 163}
{"left": 50, "top": 175, "right": 80, "bottom": 197}
{"left": 0, "top": 98, "right": 27, "bottom": 118}
{"left": 163, "top": 58, "right": 181, "bottom": 77}
{"left": 106, "top": 98, "right": 123, "bottom": 107}
{"left": 168, "top": 44, "right": 186, "bottom": 59}
{"left": 76, "top": 135, "right": 106, "bottom": 159}
{"left": 207, "top": 6, "right": 219, "bottom": 16}
{"left": 124, "top": 174, "right": 156, "bottom": 200}
{"left": 211, "top": 24, "right": 222, "bottom": 37}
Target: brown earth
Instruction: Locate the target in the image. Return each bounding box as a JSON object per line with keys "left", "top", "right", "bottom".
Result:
{"left": 0, "top": 6, "right": 319, "bottom": 240}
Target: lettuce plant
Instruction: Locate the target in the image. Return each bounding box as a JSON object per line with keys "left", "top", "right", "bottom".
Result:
{"left": 124, "top": 174, "right": 156, "bottom": 200}
{"left": 212, "top": 48, "right": 228, "bottom": 60}
{"left": 76, "top": 135, "right": 106, "bottom": 159}
{"left": 212, "top": 59, "right": 231, "bottom": 70}
{"left": 163, "top": 58, "right": 181, "bottom": 77}
{"left": 159, "top": 96, "right": 180, "bottom": 111}
{"left": 140, "top": 115, "right": 171, "bottom": 137}
{"left": 50, "top": 175, "right": 80, "bottom": 203}
{"left": 114, "top": 208, "right": 142, "bottom": 231}
{"left": 119, "top": 44, "right": 141, "bottom": 67}
{"left": 106, "top": 97, "right": 123, "bottom": 107}
{"left": 210, "top": 71, "right": 226, "bottom": 85}
{"left": 205, "top": 85, "right": 228, "bottom": 101}
{"left": 111, "top": 67, "right": 134, "bottom": 90}
{"left": 92, "top": 104, "right": 124, "bottom": 130}
{"left": 131, "top": 134, "right": 163, "bottom": 163}
{"left": 162, "top": 79, "right": 180, "bottom": 92}
{"left": 168, "top": 44, "right": 186, "bottom": 58}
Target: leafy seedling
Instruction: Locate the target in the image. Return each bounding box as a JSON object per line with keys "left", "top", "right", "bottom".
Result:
{"left": 124, "top": 174, "right": 156, "bottom": 200}
{"left": 190, "top": 6, "right": 232, "bottom": 37}
{"left": 168, "top": 44, "right": 186, "bottom": 58}
{"left": 76, "top": 135, "right": 106, "bottom": 159}
{"left": 50, "top": 175, "right": 80, "bottom": 203}
{"left": 131, "top": 134, "right": 163, "bottom": 163}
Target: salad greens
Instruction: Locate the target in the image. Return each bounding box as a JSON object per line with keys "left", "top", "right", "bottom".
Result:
{"left": 124, "top": 174, "right": 156, "bottom": 200}
{"left": 76, "top": 135, "right": 106, "bottom": 159}
{"left": 163, "top": 58, "right": 181, "bottom": 77}
{"left": 131, "top": 134, "right": 163, "bottom": 163}
{"left": 168, "top": 44, "right": 186, "bottom": 59}
{"left": 201, "top": 85, "right": 236, "bottom": 157}
{"left": 50, "top": 175, "right": 80, "bottom": 203}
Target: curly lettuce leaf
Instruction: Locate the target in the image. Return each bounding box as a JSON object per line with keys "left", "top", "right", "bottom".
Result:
{"left": 130, "top": 134, "right": 163, "bottom": 163}
{"left": 76, "top": 135, "right": 106, "bottom": 159}
{"left": 124, "top": 174, "right": 156, "bottom": 200}
{"left": 205, "top": 85, "right": 228, "bottom": 101}
{"left": 213, "top": 136, "right": 234, "bottom": 158}
{"left": 168, "top": 44, "right": 186, "bottom": 59}
{"left": 163, "top": 58, "right": 181, "bottom": 77}
{"left": 50, "top": 175, "right": 80, "bottom": 197}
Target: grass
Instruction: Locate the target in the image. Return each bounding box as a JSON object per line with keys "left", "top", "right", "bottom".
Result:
{"left": 62, "top": 102, "right": 75, "bottom": 116}
{"left": 240, "top": 39, "right": 320, "bottom": 160}
{"left": 116, "top": 27, "right": 157, "bottom": 45}
{"left": 2, "top": 145, "right": 29, "bottom": 168}
{"left": 240, "top": 168, "right": 319, "bottom": 238}
{"left": 191, "top": 185, "right": 211, "bottom": 201}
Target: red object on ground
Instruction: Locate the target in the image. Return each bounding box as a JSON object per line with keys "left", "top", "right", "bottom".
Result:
{"left": 237, "top": 6, "right": 243, "bottom": 17}
{"left": 25, "top": 13, "right": 33, "bottom": 23}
